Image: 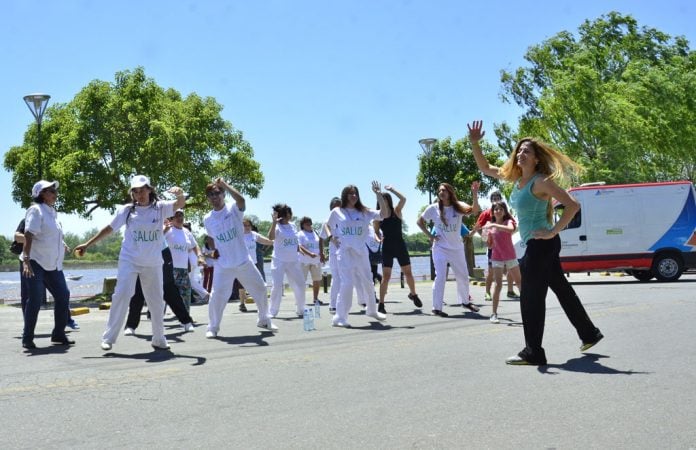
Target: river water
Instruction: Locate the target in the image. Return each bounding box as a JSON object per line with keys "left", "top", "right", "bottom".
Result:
{"left": 0, "top": 255, "right": 488, "bottom": 302}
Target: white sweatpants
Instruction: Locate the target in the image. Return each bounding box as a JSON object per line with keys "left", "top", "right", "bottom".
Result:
{"left": 431, "top": 245, "right": 470, "bottom": 311}
{"left": 208, "top": 260, "right": 269, "bottom": 333}
{"left": 189, "top": 269, "right": 209, "bottom": 298}
{"left": 269, "top": 259, "right": 306, "bottom": 316}
{"left": 334, "top": 247, "right": 377, "bottom": 324}
{"left": 103, "top": 261, "right": 166, "bottom": 346}
{"left": 328, "top": 253, "right": 341, "bottom": 309}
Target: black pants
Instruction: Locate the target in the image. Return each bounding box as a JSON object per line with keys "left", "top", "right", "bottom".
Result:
{"left": 518, "top": 236, "right": 599, "bottom": 363}
{"left": 126, "top": 276, "right": 193, "bottom": 330}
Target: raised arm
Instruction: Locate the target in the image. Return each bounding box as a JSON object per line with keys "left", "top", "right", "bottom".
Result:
{"left": 468, "top": 120, "right": 502, "bottom": 180}
{"left": 217, "top": 178, "right": 245, "bottom": 211}
{"left": 268, "top": 211, "right": 278, "bottom": 241}
{"left": 168, "top": 186, "right": 186, "bottom": 210}
{"left": 384, "top": 185, "right": 406, "bottom": 217}
{"left": 372, "top": 181, "right": 389, "bottom": 219}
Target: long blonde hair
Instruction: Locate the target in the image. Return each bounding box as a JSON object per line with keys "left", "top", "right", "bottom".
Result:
{"left": 500, "top": 138, "right": 584, "bottom": 185}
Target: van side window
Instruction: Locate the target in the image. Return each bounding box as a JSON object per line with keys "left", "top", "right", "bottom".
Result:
{"left": 554, "top": 204, "right": 581, "bottom": 230}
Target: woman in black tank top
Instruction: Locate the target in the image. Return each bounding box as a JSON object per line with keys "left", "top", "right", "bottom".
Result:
{"left": 376, "top": 185, "right": 423, "bottom": 313}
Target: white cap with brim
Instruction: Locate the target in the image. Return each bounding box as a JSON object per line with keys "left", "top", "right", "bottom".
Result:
{"left": 130, "top": 175, "right": 150, "bottom": 189}
{"left": 32, "top": 180, "right": 59, "bottom": 198}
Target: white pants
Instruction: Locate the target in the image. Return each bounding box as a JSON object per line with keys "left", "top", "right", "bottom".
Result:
{"left": 189, "top": 269, "right": 209, "bottom": 298}
{"left": 432, "top": 245, "right": 470, "bottom": 311}
{"left": 269, "top": 259, "right": 306, "bottom": 316}
{"left": 328, "top": 253, "right": 341, "bottom": 309}
{"left": 208, "top": 260, "right": 269, "bottom": 333}
{"left": 334, "top": 247, "right": 377, "bottom": 323}
{"left": 103, "top": 261, "right": 166, "bottom": 346}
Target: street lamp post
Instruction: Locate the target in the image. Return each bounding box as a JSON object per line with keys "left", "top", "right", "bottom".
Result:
{"left": 419, "top": 138, "right": 437, "bottom": 281}
{"left": 23, "top": 93, "right": 51, "bottom": 180}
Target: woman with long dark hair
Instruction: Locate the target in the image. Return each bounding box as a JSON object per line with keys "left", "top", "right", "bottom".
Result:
{"left": 416, "top": 182, "right": 480, "bottom": 317}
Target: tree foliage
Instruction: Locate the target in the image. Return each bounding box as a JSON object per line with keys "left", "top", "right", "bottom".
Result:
{"left": 4, "top": 67, "right": 264, "bottom": 220}
{"left": 497, "top": 12, "right": 696, "bottom": 183}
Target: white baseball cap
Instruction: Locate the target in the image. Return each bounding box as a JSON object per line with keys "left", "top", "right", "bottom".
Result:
{"left": 32, "top": 180, "right": 59, "bottom": 198}
{"left": 130, "top": 175, "right": 150, "bottom": 189}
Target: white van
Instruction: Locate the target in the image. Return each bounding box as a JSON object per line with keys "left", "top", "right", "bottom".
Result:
{"left": 514, "top": 181, "right": 696, "bottom": 281}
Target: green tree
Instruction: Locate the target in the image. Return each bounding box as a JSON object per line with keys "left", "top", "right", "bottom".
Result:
{"left": 4, "top": 67, "right": 264, "bottom": 221}
{"left": 498, "top": 12, "right": 696, "bottom": 183}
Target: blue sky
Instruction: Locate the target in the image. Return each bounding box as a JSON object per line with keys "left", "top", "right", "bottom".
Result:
{"left": 1, "top": 0, "right": 694, "bottom": 239}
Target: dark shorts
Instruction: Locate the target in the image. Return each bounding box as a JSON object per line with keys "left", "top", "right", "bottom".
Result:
{"left": 487, "top": 248, "right": 493, "bottom": 267}
{"left": 382, "top": 246, "right": 411, "bottom": 269}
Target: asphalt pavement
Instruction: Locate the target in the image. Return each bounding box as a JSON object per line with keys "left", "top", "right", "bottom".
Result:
{"left": 1, "top": 272, "right": 695, "bottom": 449}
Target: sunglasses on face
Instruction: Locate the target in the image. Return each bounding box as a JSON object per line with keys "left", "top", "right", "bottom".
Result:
{"left": 206, "top": 191, "right": 222, "bottom": 198}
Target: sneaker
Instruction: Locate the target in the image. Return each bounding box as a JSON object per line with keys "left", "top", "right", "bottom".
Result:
{"left": 378, "top": 303, "right": 387, "bottom": 314}
{"left": 51, "top": 337, "right": 76, "bottom": 345}
{"left": 22, "top": 340, "right": 37, "bottom": 349}
{"left": 490, "top": 314, "right": 500, "bottom": 324}
{"left": 431, "top": 309, "right": 449, "bottom": 317}
{"left": 151, "top": 342, "right": 171, "bottom": 350}
{"left": 462, "top": 302, "right": 480, "bottom": 313}
{"left": 332, "top": 320, "right": 351, "bottom": 328}
{"left": 484, "top": 292, "right": 492, "bottom": 301}
{"left": 366, "top": 311, "right": 387, "bottom": 321}
{"left": 257, "top": 321, "right": 279, "bottom": 332}
{"left": 205, "top": 330, "right": 217, "bottom": 339}
{"left": 580, "top": 330, "right": 604, "bottom": 352}
{"left": 100, "top": 342, "right": 112, "bottom": 351}
{"left": 67, "top": 319, "right": 80, "bottom": 330}
{"left": 507, "top": 291, "right": 520, "bottom": 299}
{"left": 408, "top": 293, "right": 423, "bottom": 308}
{"left": 124, "top": 327, "right": 135, "bottom": 336}
{"left": 239, "top": 302, "right": 248, "bottom": 313}
{"left": 183, "top": 323, "right": 195, "bottom": 333}
{"left": 506, "top": 350, "right": 546, "bottom": 366}
{"left": 329, "top": 307, "right": 336, "bottom": 314}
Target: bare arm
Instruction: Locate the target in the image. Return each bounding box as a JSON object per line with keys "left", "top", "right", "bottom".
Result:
{"left": 531, "top": 178, "right": 580, "bottom": 239}
{"left": 468, "top": 120, "right": 502, "bottom": 180}
{"left": 268, "top": 212, "right": 278, "bottom": 240}
{"left": 168, "top": 186, "right": 186, "bottom": 210}
{"left": 74, "top": 225, "right": 114, "bottom": 256}
{"left": 372, "top": 181, "right": 389, "bottom": 219}
{"left": 384, "top": 185, "right": 406, "bottom": 218}
{"left": 217, "top": 178, "right": 245, "bottom": 211}
{"left": 14, "top": 232, "right": 25, "bottom": 244}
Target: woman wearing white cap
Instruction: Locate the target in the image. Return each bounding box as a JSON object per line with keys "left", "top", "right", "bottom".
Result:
{"left": 20, "top": 180, "right": 74, "bottom": 349}
{"left": 75, "top": 175, "right": 186, "bottom": 351}
{"left": 164, "top": 209, "right": 199, "bottom": 313}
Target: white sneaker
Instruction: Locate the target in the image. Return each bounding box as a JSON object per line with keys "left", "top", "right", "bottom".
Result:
{"left": 124, "top": 327, "right": 135, "bottom": 336}
{"left": 490, "top": 314, "right": 500, "bottom": 324}
{"left": 205, "top": 330, "right": 217, "bottom": 339}
{"left": 183, "top": 323, "right": 195, "bottom": 333}
{"left": 257, "top": 321, "right": 279, "bottom": 332}
{"left": 100, "top": 341, "right": 112, "bottom": 351}
{"left": 332, "top": 320, "right": 351, "bottom": 328}
{"left": 366, "top": 311, "right": 387, "bottom": 321}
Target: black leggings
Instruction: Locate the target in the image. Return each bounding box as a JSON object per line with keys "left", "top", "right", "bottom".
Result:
{"left": 518, "top": 236, "right": 599, "bottom": 361}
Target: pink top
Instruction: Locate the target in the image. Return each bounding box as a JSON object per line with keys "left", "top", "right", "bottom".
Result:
{"left": 490, "top": 219, "right": 517, "bottom": 261}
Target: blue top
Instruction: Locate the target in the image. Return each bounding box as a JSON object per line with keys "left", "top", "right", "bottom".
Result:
{"left": 510, "top": 174, "right": 551, "bottom": 243}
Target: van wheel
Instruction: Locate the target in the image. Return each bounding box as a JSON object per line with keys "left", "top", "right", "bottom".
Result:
{"left": 630, "top": 270, "right": 654, "bottom": 282}
{"left": 652, "top": 253, "right": 683, "bottom": 282}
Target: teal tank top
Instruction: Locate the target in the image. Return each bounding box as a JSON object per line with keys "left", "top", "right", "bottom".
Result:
{"left": 510, "top": 174, "right": 551, "bottom": 243}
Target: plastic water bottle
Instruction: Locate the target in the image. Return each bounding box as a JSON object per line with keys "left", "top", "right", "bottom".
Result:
{"left": 314, "top": 300, "right": 321, "bottom": 319}
{"left": 303, "top": 307, "right": 315, "bottom": 331}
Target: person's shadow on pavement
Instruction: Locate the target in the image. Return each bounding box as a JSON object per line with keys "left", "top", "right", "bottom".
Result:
{"left": 539, "top": 354, "right": 650, "bottom": 375}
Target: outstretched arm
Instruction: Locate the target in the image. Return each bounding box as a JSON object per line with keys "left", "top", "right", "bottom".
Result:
{"left": 74, "top": 225, "right": 114, "bottom": 257}
{"left": 468, "top": 120, "right": 502, "bottom": 180}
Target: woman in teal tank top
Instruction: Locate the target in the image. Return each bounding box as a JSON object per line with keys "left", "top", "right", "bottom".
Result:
{"left": 468, "top": 120, "right": 603, "bottom": 366}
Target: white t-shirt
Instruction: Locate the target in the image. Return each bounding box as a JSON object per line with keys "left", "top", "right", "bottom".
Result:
{"left": 326, "top": 207, "right": 382, "bottom": 254}
{"left": 297, "top": 229, "right": 321, "bottom": 265}
{"left": 203, "top": 202, "right": 251, "bottom": 269}
{"left": 110, "top": 200, "right": 176, "bottom": 267}
{"left": 24, "top": 203, "right": 65, "bottom": 271}
{"left": 165, "top": 226, "right": 196, "bottom": 269}
{"left": 244, "top": 231, "right": 263, "bottom": 264}
{"left": 272, "top": 223, "right": 300, "bottom": 263}
{"left": 421, "top": 203, "right": 465, "bottom": 251}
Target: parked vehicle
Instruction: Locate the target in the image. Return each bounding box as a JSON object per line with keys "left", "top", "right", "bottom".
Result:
{"left": 515, "top": 181, "right": 696, "bottom": 281}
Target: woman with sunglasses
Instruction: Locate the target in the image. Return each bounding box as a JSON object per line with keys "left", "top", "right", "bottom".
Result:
{"left": 75, "top": 175, "right": 186, "bottom": 351}
{"left": 20, "top": 180, "right": 74, "bottom": 349}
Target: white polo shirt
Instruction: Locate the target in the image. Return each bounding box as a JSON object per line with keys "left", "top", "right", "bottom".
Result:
{"left": 24, "top": 203, "right": 65, "bottom": 271}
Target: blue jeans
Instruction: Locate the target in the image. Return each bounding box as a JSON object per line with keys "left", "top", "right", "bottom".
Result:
{"left": 22, "top": 260, "right": 70, "bottom": 343}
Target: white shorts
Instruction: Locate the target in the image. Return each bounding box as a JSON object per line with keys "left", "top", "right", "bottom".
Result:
{"left": 302, "top": 263, "right": 323, "bottom": 282}
{"left": 492, "top": 259, "right": 519, "bottom": 269}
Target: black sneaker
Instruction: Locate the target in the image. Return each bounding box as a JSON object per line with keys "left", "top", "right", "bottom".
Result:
{"left": 580, "top": 330, "right": 604, "bottom": 352}
{"left": 378, "top": 303, "right": 386, "bottom": 314}
{"left": 22, "top": 340, "right": 37, "bottom": 349}
{"left": 462, "top": 303, "right": 480, "bottom": 313}
{"left": 408, "top": 293, "right": 423, "bottom": 308}
{"left": 431, "top": 309, "right": 449, "bottom": 317}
